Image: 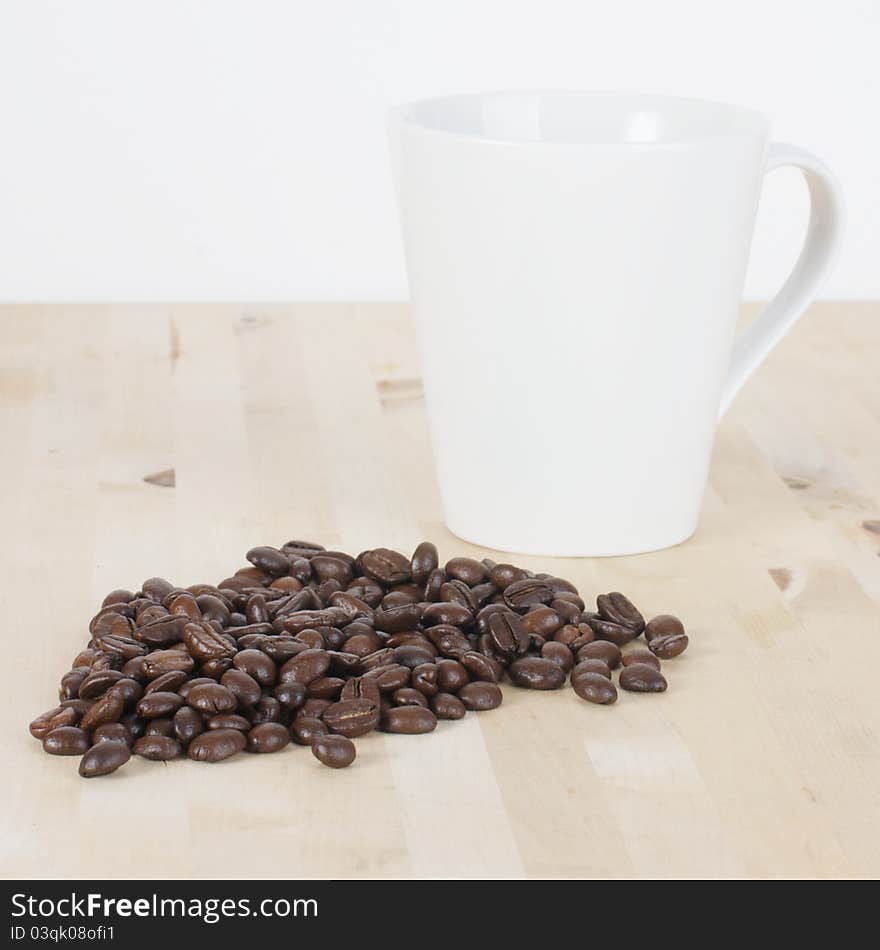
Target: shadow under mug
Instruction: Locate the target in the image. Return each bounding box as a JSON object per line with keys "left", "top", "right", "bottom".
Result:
{"left": 389, "top": 91, "right": 844, "bottom": 556}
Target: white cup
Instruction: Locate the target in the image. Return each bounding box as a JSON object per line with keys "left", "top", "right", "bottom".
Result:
{"left": 389, "top": 91, "right": 844, "bottom": 556}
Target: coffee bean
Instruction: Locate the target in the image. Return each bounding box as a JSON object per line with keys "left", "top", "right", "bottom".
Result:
{"left": 136, "top": 691, "right": 184, "bottom": 719}
{"left": 597, "top": 592, "right": 645, "bottom": 634}
{"left": 172, "top": 706, "right": 203, "bottom": 745}
{"left": 489, "top": 564, "right": 529, "bottom": 589}
{"left": 92, "top": 722, "right": 133, "bottom": 745}
{"left": 572, "top": 672, "right": 618, "bottom": 704}
{"left": 43, "top": 726, "right": 91, "bottom": 755}
{"left": 619, "top": 664, "right": 668, "bottom": 692}
{"left": 380, "top": 705, "right": 437, "bottom": 734}
{"left": 133, "top": 735, "right": 182, "bottom": 760}
{"left": 220, "top": 669, "right": 262, "bottom": 708}
{"left": 188, "top": 728, "right": 247, "bottom": 762}
{"left": 375, "top": 603, "right": 423, "bottom": 633}
{"left": 508, "top": 657, "right": 566, "bottom": 690}
{"left": 572, "top": 658, "right": 612, "bottom": 679}
{"left": 460, "top": 651, "right": 502, "bottom": 684}
{"left": 184, "top": 622, "right": 236, "bottom": 661}
{"left": 290, "top": 717, "right": 328, "bottom": 746}
{"left": 487, "top": 610, "right": 529, "bottom": 659}
{"left": 312, "top": 734, "right": 356, "bottom": 768}
{"left": 145, "top": 718, "right": 175, "bottom": 738}
{"left": 232, "top": 649, "right": 277, "bottom": 685}
{"left": 246, "top": 546, "right": 291, "bottom": 577}
{"left": 445, "top": 557, "right": 488, "bottom": 586}
{"left": 645, "top": 614, "right": 689, "bottom": 658}
{"left": 621, "top": 649, "right": 661, "bottom": 670}
{"left": 576, "top": 640, "right": 621, "bottom": 669}
{"left": 186, "top": 683, "right": 236, "bottom": 715}
{"left": 391, "top": 687, "right": 429, "bottom": 708}
{"left": 144, "top": 670, "right": 188, "bottom": 695}
{"left": 504, "top": 579, "right": 553, "bottom": 610}
{"left": 458, "top": 682, "right": 503, "bottom": 711}
{"left": 79, "top": 741, "right": 131, "bottom": 777}
{"left": 247, "top": 722, "right": 291, "bottom": 754}
{"left": 540, "top": 641, "right": 574, "bottom": 673}
{"left": 410, "top": 541, "right": 439, "bottom": 585}
{"left": 80, "top": 690, "right": 125, "bottom": 731}
{"left": 142, "top": 650, "right": 195, "bottom": 680}
{"left": 322, "top": 698, "right": 380, "bottom": 738}
{"left": 422, "top": 602, "right": 473, "bottom": 627}
{"left": 431, "top": 692, "right": 466, "bottom": 720}
{"left": 361, "top": 548, "right": 411, "bottom": 585}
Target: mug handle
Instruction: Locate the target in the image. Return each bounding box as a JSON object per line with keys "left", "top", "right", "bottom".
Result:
{"left": 718, "top": 142, "right": 845, "bottom": 417}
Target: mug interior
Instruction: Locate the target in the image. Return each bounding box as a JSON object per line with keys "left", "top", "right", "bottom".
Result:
{"left": 398, "top": 91, "right": 768, "bottom": 145}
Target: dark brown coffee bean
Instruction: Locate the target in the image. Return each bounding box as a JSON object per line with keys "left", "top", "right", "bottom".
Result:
{"left": 79, "top": 690, "right": 125, "bottom": 731}
{"left": 246, "top": 546, "right": 291, "bottom": 577}
{"left": 43, "top": 726, "right": 91, "bottom": 755}
{"left": 135, "top": 691, "right": 184, "bottom": 719}
{"left": 423, "top": 568, "right": 447, "bottom": 602}
{"left": 410, "top": 541, "right": 439, "bottom": 585}
{"left": 173, "top": 706, "right": 203, "bottom": 745}
{"left": 362, "top": 663, "right": 410, "bottom": 692}
{"left": 521, "top": 606, "right": 563, "bottom": 638}
{"left": 144, "top": 670, "right": 188, "bottom": 695}
{"left": 107, "top": 677, "right": 143, "bottom": 707}
{"left": 142, "top": 577, "right": 175, "bottom": 603}
{"left": 444, "top": 557, "right": 488, "bottom": 586}
{"left": 261, "top": 636, "right": 308, "bottom": 661}
{"left": 392, "top": 644, "right": 436, "bottom": 669}
{"left": 576, "top": 640, "right": 621, "bottom": 669}
{"left": 92, "top": 722, "right": 133, "bottom": 745}
{"left": 597, "top": 591, "right": 645, "bottom": 632}
{"left": 619, "top": 663, "right": 668, "bottom": 692}
{"left": 306, "top": 677, "right": 345, "bottom": 700}
{"left": 431, "top": 692, "right": 466, "bottom": 720}
{"left": 133, "top": 614, "right": 188, "bottom": 647}
{"left": 251, "top": 696, "right": 283, "bottom": 725}
{"left": 78, "top": 669, "right": 124, "bottom": 699}
{"left": 186, "top": 683, "right": 237, "bottom": 715}
{"left": 489, "top": 563, "right": 529, "bottom": 589}
{"left": 435, "top": 659, "right": 469, "bottom": 692}
{"left": 184, "top": 622, "right": 236, "bottom": 661}
{"left": 586, "top": 615, "right": 641, "bottom": 647}
{"left": 312, "top": 734, "right": 356, "bottom": 768}
{"left": 220, "top": 669, "right": 262, "bottom": 708}
{"left": 207, "top": 714, "right": 251, "bottom": 731}
{"left": 232, "top": 648, "right": 276, "bottom": 685}
{"left": 621, "top": 649, "right": 661, "bottom": 670}
{"left": 281, "top": 538, "right": 325, "bottom": 558}
{"left": 411, "top": 663, "right": 438, "bottom": 697}
{"left": 59, "top": 669, "right": 89, "bottom": 701}
{"left": 277, "top": 648, "right": 329, "bottom": 685}
{"left": 328, "top": 591, "right": 375, "bottom": 623}
{"left": 309, "top": 555, "right": 354, "bottom": 587}
{"left": 145, "top": 717, "right": 175, "bottom": 737}
{"left": 169, "top": 592, "right": 202, "bottom": 620}
{"left": 79, "top": 741, "right": 131, "bottom": 777}
{"left": 458, "top": 682, "right": 503, "bottom": 711}
{"left": 487, "top": 610, "right": 529, "bottom": 659}
{"left": 645, "top": 614, "right": 689, "bottom": 658}
{"left": 188, "top": 728, "right": 247, "bottom": 762}
{"left": 391, "top": 687, "right": 429, "bottom": 708}
{"left": 374, "top": 603, "right": 423, "bottom": 634}
{"left": 361, "top": 548, "right": 411, "bottom": 585}
{"left": 93, "top": 632, "right": 147, "bottom": 660}
{"left": 133, "top": 735, "right": 182, "bottom": 760}
{"left": 142, "top": 650, "right": 195, "bottom": 680}
{"left": 508, "top": 657, "right": 566, "bottom": 690}
{"left": 30, "top": 706, "right": 78, "bottom": 739}
{"left": 421, "top": 602, "right": 473, "bottom": 628}
{"left": 572, "top": 672, "right": 618, "bottom": 704}
{"left": 503, "top": 579, "right": 553, "bottom": 610}
{"left": 540, "top": 641, "right": 574, "bottom": 673}
{"left": 247, "top": 722, "right": 291, "bottom": 754}
{"left": 270, "top": 681, "right": 305, "bottom": 711}
{"left": 380, "top": 705, "right": 437, "bottom": 734}
{"left": 102, "top": 588, "right": 135, "bottom": 607}
{"left": 323, "top": 698, "right": 379, "bottom": 738}
{"left": 460, "top": 651, "right": 502, "bottom": 683}
{"left": 290, "top": 716, "right": 328, "bottom": 746}
{"left": 572, "top": 658, "right": 612, "bottom": 680}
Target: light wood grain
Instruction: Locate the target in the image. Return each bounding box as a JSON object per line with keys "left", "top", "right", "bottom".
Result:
{"left": 1, "top": 301, "right": 878, "bottom": 880}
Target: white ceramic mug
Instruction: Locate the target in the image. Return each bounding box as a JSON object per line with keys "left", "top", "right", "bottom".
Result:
{"left": 389, "top": 91, "right": 844, "bottom": 556}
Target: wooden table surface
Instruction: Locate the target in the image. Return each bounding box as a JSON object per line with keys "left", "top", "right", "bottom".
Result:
{"left": 2, "top": 301, "right": 879, "bottom": 880}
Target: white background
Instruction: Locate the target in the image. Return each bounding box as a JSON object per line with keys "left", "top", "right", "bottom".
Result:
{"left": 0, "top": 0, "right": 877, "bottom": 301}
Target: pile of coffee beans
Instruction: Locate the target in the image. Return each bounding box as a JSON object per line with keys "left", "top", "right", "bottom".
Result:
{"left": 29, "top": 540, "right": 689, "bottom": 776}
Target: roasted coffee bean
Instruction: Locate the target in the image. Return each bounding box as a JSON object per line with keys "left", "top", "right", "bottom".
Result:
{"left": 597, "top": 591, "right": 645, "bottom": 634}
{"left": 133, "top": 735, "right": 181, "bottom": 760}
{"left": 572, "top": 658, "right": 612, "bottom": 680}
{"left": 572, "top": 672, "right": 618, "bottom": 704}
{"left": 277, "top": 649, "right": 329, "bottom": 685}
{"left": 108, "top": 677, "right": 143, "bottom": 707}
{"left": 411, "top": 663, "right": 438, "bottom": 697}
{"left": 576, "top": 640, "right": 621, "bottom": 669}
{"left": 392, "top": 644, "right": 436, "bottom": 669}
{"left": 410, "top": 541, "right": 439, "bottom": 585}
{"left": 431, "top": 692, "right": 466, "bottom": 720}
{"left": 219, "top": 669, "right": 262, "bottom": 708}
{"left": 458, "top": 682, "right": 503, "bottom": 711}
{"left": 79, "top": 741, "right": 131, "bottom": 777}
{"left": 645, "top": 615, "right": 689, "bottom": 658}
{"left": 551, "top": 599, "right": 582, "bottom": 625}
{"left": 460, "top": 651, "right": 503, "bottom": 683}
{"left": 93, "top": 632, "right": 147, "bottom": 660}
{"left": 541, "top": 640, "right": 575, "bottom": 673}
{"left": 444, "top": 557, "right": 488, "bottom": 586}
{"left": 103, "top": 588, "right": 135, "bottom": 607}
{"left": 79, "top": 669, "right": 124, "bottom": 699}
{"left": 307, "top": 677, "right": 345, "bottom": 700}
{"left": 80, "top": 690, "right": 125, "bottom": 731}
{"left": 272, "top": 681, "right": 307, "bottom": 711}
{"left": 186, "top": 683, "right": 237, "bottom": 715}
{"left": 92, "top": 722, "right": 133, "bottom": 745}
{"left": 380, "top": 705, "right": 437, "bottom": 734}
{"left": 260, "top": 636, "right": 308, "bottom": 661}
{"left": 290, "top": 717, "right": 328, "bottom": 746}
{"left": 323, "top": 698, "right": 379, "bottom": 738}
{"left": 434, "top": 659, "right": 469, "bottom": 692}
{"left": 43, "top": 726, "right": 91, "bottom": 755}
{"left": 231, "top": 649, "right": 276, "bottom": 685}
{"left": 145, "top": 718, "right": 175, "bottom": 738}
{"left": 621, "top": 649, "right": 661, "bottom": 670}
{"left": 183, "top": 621, "right": 236, "bottom": 661}
{"left": 144, "top": 670, "right": 188, "bottom": 695}
{"left": 246, "top": 546, "right": 291, "bottom": 577}
{"left": 392, "top": 687, "right": 429, "bottom": 708}
{"left": 426, "top": 626, "right": 472, "bottom": 658}
{"left": 142, "top": 577, "right": 175, "bottom": 603}
{"left": 136, "top": 691, "right": 184, "bottom": 719}
{"left": 281, "top": 539, "right": 325, "bottom": 558}
{"left": 172, "top": 706, "right": 203, "bottom": 745}
{"left": 521, "top": 606, "right": 563, "bottom": 638}
{"left": 375, "top": 603, "right": 423, "bottom": 633}
{"left": 251, "top": 696, "right": 283, "bottom": 725}
{"left": 586, "top": 615, "right": 641, "bottom": 647}
{"left": 503, "top": 579, "right": 553, "bottom": 611}
{"left": 312, "top": 734, "right": 356, "bottom": 768}
{"left": 207, "top": 713, "right": 251, "bottom": 731}
{"left": 508, "top": 657, "right": 566, "bottom": 690}
{"left": 422, "top": 602, "right": 473, "bottom": 628}
{"left": 30, "top": 706, "right": 78, "bottom": 739}
{"left": 133, "top": 615, "right": 188, "bottom": 647}
{"left": 361, "top": 548, "right": 411, "bottom": 585}
{"left": 142, "top": 650, "right": 195, "bottom": 680}
{"left": 247, "top": 722, "right": 291, "bottom": 754}
{"left": 362, "top": 663, "right": 410, "bottom": 692}
{"left": 310, "top": 555, "right": 354, "bottom": 586}
{"left": 423, "top": 568, "right": 447, "bottom": 602}
{"left": 619, "top": 663, "right": 668, "bottom": 692}
{"left": 487, "top": 610, "right": 529, "bottom": 659}
{"left": 188, "top": 728, "right": 247, "bottom": 762}
{"left": 169, "top": 592, "right": 202, "bottom": 620}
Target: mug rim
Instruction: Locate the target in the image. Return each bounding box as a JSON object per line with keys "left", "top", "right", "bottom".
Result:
{"left": 390, "top": 89, "right": 770, "bottom": 148}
